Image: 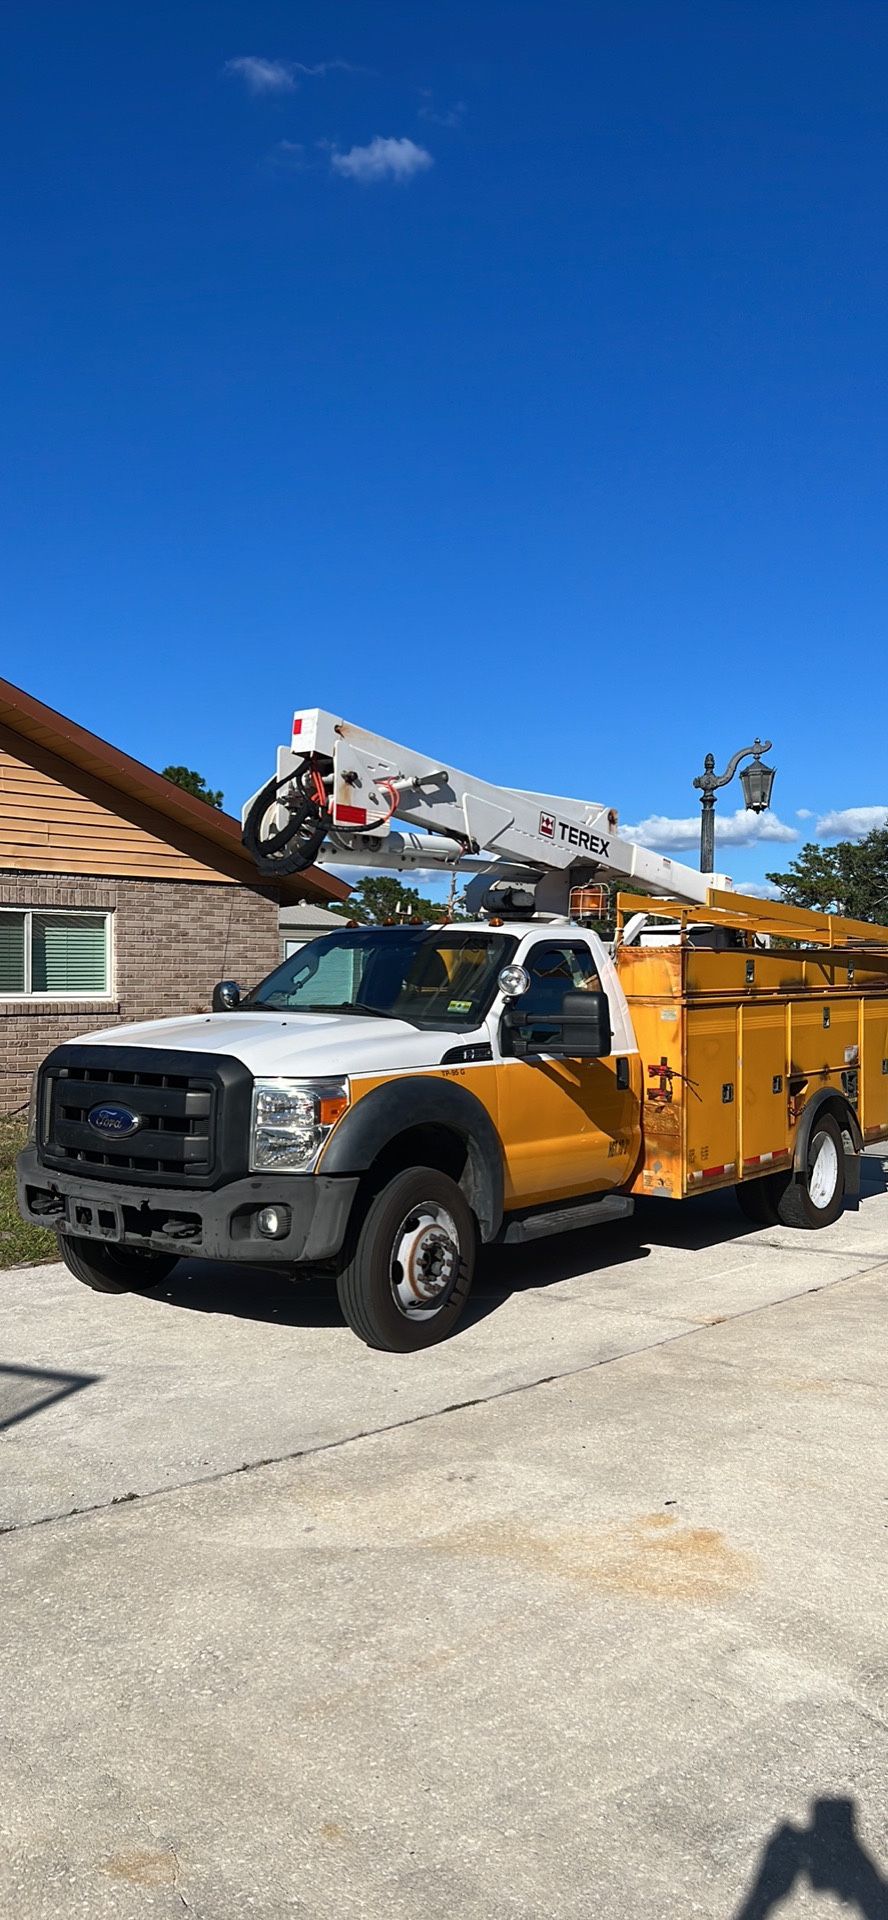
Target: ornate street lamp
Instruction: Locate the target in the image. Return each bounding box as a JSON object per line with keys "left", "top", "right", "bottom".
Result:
{"left": 693, "top": 739, "right": 776, "bottom": 874}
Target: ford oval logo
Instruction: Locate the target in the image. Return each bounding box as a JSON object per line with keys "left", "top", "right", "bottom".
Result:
{"left": 87, "top": 1103, "right": 142, "bottom": 1138}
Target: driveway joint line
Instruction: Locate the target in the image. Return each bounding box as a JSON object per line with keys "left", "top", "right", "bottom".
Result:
{"left": 3, "top": 1255, "right": 886, "bottom": 1544}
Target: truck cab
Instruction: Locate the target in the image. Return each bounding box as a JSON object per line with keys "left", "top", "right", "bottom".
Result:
{"left": 18, "top": 919, "right": 641, "bottom": 1351}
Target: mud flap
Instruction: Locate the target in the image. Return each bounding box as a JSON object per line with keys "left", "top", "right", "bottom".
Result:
{"left": 844, "top": 1149, "right": 861, "bottom": 1210}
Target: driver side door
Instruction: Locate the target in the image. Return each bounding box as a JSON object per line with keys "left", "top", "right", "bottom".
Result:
{"left": 495, "top": 939, "right": 639, "bottom": 1205}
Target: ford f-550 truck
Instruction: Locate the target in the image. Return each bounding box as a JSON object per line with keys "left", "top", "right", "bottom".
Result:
{"left": 17, "top": 711, "right": 888, "bottom": 1350}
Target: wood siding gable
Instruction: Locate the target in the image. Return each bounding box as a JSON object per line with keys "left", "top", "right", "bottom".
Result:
{"left": 0, "top": 729, "right": 248, "bottom": 884}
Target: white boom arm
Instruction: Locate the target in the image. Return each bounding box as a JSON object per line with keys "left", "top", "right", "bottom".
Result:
{"left": 242, "top": 707, "right": 730, "bottom": 908}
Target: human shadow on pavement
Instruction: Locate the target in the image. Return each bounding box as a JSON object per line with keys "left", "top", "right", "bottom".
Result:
{"left": 0, "top": 1361, "right": 98, "bottom": 1433}
{"left": 734, "top": 1797, "right": 888, "bottom": 1918}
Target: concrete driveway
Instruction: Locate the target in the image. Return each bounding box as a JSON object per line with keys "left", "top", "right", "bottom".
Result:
{"left": 3, "top": 1153, "right": 888, "bottom": 1917}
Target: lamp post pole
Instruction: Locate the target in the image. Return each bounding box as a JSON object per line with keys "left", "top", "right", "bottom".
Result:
{"left": 693, "top": 740, "right": 776, "bottom": 875}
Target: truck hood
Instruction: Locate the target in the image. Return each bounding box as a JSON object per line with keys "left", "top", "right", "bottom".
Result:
{"left": 74, "top": 1009, "right": 453, "bottom": 1078}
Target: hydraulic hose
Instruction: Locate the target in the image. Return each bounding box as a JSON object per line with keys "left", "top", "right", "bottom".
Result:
{"left": 242, "top": 759, "right": 331, "bottom": 876}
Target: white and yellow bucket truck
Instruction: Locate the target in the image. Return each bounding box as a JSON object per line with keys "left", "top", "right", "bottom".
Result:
{"left": 18, "top": 709, "right": 888, "bottom": 1351}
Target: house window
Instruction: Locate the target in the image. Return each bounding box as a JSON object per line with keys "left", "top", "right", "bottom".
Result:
{"left": 0, "top": 910, "right": 112, "bottom": 997}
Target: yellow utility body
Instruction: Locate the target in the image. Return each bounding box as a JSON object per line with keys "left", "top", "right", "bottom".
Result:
{"left": 616, "top": 889, "right": 888, "bottom": 1200}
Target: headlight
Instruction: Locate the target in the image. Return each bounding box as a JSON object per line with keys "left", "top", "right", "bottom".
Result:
{"left": 250, "top": 1078, "right": 349, "bottom": 1173}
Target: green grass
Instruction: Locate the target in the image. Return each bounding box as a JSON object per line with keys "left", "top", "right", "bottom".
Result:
{"left": 0, "top": 1118, "right": 56, "bottom": 1268}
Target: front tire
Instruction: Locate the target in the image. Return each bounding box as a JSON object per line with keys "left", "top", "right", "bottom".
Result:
{"left": 58, "top": 1234, "right": 180, "bottom": 1295}
{"left": 776, "top": 1114, "right": 846, "bottom": 1229}
{"left": 336, "top": 1167, "right": 476, "bottom": 1352}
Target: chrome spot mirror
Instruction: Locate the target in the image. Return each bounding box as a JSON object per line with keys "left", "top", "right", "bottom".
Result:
{"left": 497, "top": 964, "right": 530, "bottom": 1000}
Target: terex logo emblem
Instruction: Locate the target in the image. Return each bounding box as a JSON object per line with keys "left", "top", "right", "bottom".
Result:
{"left": 556, "top": 821, "right": 612, "bottom": 856}
{"left": 539, "top": 811, "right": 612, "bottom": 857}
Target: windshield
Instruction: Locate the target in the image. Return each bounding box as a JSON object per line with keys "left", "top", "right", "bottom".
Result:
{"left": 242, "top": 927, "right": 516, "bottom": 1028}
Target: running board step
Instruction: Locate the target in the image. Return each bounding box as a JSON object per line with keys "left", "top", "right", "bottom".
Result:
{"left": 500, "top": 1194, "right": 634, "bottom": 1245}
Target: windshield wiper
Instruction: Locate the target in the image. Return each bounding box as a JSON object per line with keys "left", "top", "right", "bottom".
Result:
{"left": 341, "top": 1000, "right": 414, "bottom": 1022}
{"left": 271, "top": 1000, "right": 412, "bottom": 1021}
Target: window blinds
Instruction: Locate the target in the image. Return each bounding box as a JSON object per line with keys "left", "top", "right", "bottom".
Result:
{"left": 31, "top": 915, "right": 108, "bottom": 994}
{"left": 0, "top": 914, "right": 26, "bottom": 993}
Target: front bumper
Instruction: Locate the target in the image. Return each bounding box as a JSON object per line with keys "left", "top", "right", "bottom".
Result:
{"left": 16, "top": 1146, "right": 359, "bottom": 1265}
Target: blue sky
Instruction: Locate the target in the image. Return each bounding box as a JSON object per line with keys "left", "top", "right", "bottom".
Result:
{"left": 1, "top": 1, "right": 887, "bottom": 892}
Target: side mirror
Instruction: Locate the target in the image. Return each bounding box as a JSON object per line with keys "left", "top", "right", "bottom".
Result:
{"left": 212, "top": 980, "right": 241, "bottom": 1011}
{"left": 503, "top": 987, "right": 612, "bottom": 1059}
{"left": 557, "top": 989, "right": 612, "bottom": 1058}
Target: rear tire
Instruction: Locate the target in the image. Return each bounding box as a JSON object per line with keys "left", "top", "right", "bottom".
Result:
{"left": 776, "top": 1114, "right": 846, "bottom": 1229}
{"left": 336, "top": 1166, "right": 476, "bottom": 1352}
{"left": 58, "top": 1234, "right": 180, "bottom": 1295}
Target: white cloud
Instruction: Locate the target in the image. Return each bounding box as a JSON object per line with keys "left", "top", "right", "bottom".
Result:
{"left": 226, "top": 56, "right": 299, "bottom": 94}
{"left": 226, "top": 56, "right": 354, "bottom": 95}
{"left": 418, "top": 95, "right": 466, "bottom": 128}
{"left": 292, "top": 60, "right": 356, "bottom": 77}
{"left": 268, "top": 139, "right": 306, "bottom": 169}
{"left": 733, "top": 880, "right": 783, "bottom": 900}
{"left": 327, "top": 865, "right": 443, "bottom": 884}
{"left": 815, "top": 806, "right": 888, "bottom": 840}
{"left": 796, "top": 808, "right": 814, "bottom": 820}
{"left": 622, "top": 808, "right": 797, "bottom": 852}
{"left": 330, "top": 136, "right": 433, "bottom": 182}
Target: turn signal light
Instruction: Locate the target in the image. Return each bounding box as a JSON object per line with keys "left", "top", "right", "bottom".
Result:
{"left": 318, "top": 1094, "right": 349, "bottom": 1127}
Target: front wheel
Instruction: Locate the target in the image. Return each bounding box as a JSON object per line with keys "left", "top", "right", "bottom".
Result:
{"left": 336, "top": 1167, "right": 477, "bottom": 1351}
{"left": 775, "top": 1114, "right": 846, "bottom": 1229}
{"left": 58, "top": 1234, "right": 180, "bottom": 1295}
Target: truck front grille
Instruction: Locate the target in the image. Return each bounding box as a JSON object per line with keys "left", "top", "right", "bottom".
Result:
{"left": 37, "top": 1045, "right": 253, "bottom": 1190}
{"left": 46, "top": 1063, "right": 214, "bottom": 1179}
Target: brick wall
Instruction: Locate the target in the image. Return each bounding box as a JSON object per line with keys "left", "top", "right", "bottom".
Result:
{"left": 0, "top": 871, "right": 282, "bottom": 1112}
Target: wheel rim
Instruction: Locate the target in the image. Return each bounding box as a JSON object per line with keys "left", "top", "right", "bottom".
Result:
{"left": 808, "top": 1129, "right": 839, "bottom": 1209}
{"left": 389, "top": 1203, "right": 461, "bottom": 1321}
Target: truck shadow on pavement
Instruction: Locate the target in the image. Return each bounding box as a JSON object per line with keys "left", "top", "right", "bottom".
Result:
{"left": 733, "top": 1796, "right": 888, "bottom": 1918}
{"left": 147, "top": 1190, "right": 764, "bottom": 1335}
{"left": 145, "top": 1233, "right": 654, "bottom": 1333}
{"left": 143, "top": 1153, "right": 888, "bottom": 1337}
{"left": 860, "top": 1153, "right": 888, "bottom": 1196}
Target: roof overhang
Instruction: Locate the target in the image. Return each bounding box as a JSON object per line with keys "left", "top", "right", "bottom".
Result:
{"left": 0, "top": 676, "right": 348, "bottom": 904}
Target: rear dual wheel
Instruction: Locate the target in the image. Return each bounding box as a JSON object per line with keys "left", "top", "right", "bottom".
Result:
{"left": 735, "top": 1114, "right": 846, "bottom": 1232}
